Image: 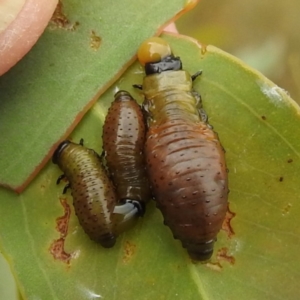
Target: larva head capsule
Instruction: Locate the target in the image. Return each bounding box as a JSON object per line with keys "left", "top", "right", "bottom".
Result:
{"left": 137, "top": 37, "right": 182, "bottom": 75}
{"left": 52, "top": 140, "right": 71, "bottom": 164}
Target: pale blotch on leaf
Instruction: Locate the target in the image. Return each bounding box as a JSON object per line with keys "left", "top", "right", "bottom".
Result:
{"left": 122, "top": 240, "right": 137, "bottom": 264}
{"left": 282, "top": 203, "right": 292, "bottom": 216}
{"left": 90, "top": 31, "right": 102, "bottom": 51}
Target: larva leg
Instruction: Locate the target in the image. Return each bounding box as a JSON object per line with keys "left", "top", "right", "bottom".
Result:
{"left": 133, "top": 84, "right": 143, "bottom": 90}
{"left": 62, "top": 183, "right": 71, "bottom": 194}
{"left": 79, "top": 138, "right": 84, "bottom": 146}
{"left": 56, "top": 174, "right": 65, "bottom": 185}
{"left": 98, "top": 150, "right": 106, "bottom": 163}
{"left": 199, "top": 108, "right": 209, "bottom": 125}
{"left": 193, "top": 90, "right": 202, "bottom": 108}
{"left": 191, "top": 70, "right": 202, "bottom": 81}
{"left": 142, "top": 101, "right": 153, "bottom": 127}
{"left": 192, "top": 90, "right": 210, "bottom": 125}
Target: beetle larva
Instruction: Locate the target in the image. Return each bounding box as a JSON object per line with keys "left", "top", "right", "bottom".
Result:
{"left": 52, "top": 139, "right": 142, "bottom": 248}
{"left": 135, "top": 37, "right": 228, "bottom": 261}
{"left": 102, "top": 90, "right": 151, "bottom": 212}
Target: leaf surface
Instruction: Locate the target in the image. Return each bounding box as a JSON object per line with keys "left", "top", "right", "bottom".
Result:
{"left": 0, "top": 0, "right": 192, "bottom": 191}
{"left": 0, "top": 33, "right": 299, "bottom": 300}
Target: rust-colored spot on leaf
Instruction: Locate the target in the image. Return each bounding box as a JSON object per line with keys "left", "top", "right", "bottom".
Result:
{"left": 222, "top": 204, "right": 235, "bottom": 238}
{"left": 90, "top": 31, "right": 102, "bottom": 51}
{"left": 217, "top": 247, "right": 235, "bottom": 265}
{"left": 279, "top": 176, "right": 284, "bottom": 182}
{"left": 261, "top": 115, "right": 267, "bottom": 120}
{"left": 122, "top": 240, "right": 137, "bottom": 264}
{"left": 49, "top": 196, "right": 73, "bottom": 264}
{"left": 287, "top": 158, "right": 293, "bottom": 163}
{"left": 49, "top": 238, "right": 72, "bottom": 264}
{"left": 50, "top": 0, "right": 79, "bottom": 31}
{"left": 56, "top": 197, "right": 71, "bottom": 237}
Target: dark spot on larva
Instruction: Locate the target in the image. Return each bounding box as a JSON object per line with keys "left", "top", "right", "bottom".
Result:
{"left": 261, "top": 115, "right": 267, "bottom": 120}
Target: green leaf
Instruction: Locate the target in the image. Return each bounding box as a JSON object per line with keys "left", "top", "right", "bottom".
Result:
{"left": 1, "top": 33, "right": 300, "bottom": 300}
{"left": 0, "top": 0, "right": 190, "bottom": 191}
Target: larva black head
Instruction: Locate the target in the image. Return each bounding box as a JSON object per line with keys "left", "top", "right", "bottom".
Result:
{"left": 114, "top": 90, "right": 134, "bottom": 102}
{"left": 144, "top": 55, "right": 182, "bottom": 75}
{"left": 137, "top": 37, "right": 182, "bottom": 75}
{"left": 52, "top": 140, "right": 71, "bottom": 164}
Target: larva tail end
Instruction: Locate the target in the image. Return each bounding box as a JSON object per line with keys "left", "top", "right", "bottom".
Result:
{"left": 186, "top": 239, "right": 215, "bottom": 261}
{"left": 99, "top": 234, "right": 116, "bottom": 248}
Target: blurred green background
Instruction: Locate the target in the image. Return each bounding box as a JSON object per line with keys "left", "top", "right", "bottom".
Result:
{"left": 177, "top": 0, "right": 300, "bottom": 104}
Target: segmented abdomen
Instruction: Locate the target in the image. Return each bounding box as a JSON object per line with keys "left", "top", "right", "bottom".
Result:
{"left": 103, "top": 91, "right": 150, "bottom": 206}
{"left": 54, "top": 141, "right": 117, "bottom": 248}
{"left": 144, "top": 83, "right": 228, "bottom": 260}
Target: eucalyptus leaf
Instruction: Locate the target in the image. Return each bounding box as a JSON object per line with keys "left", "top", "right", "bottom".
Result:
{"left": 0, "top": 33, "right": 299, "bottom": 300}
{"left": 0, "top": 0, "right": 190, "bottom": 191}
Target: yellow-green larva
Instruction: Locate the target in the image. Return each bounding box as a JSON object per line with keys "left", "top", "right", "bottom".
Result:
{"left": 52, "top": 139, "right": 142, "bottom": 248}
